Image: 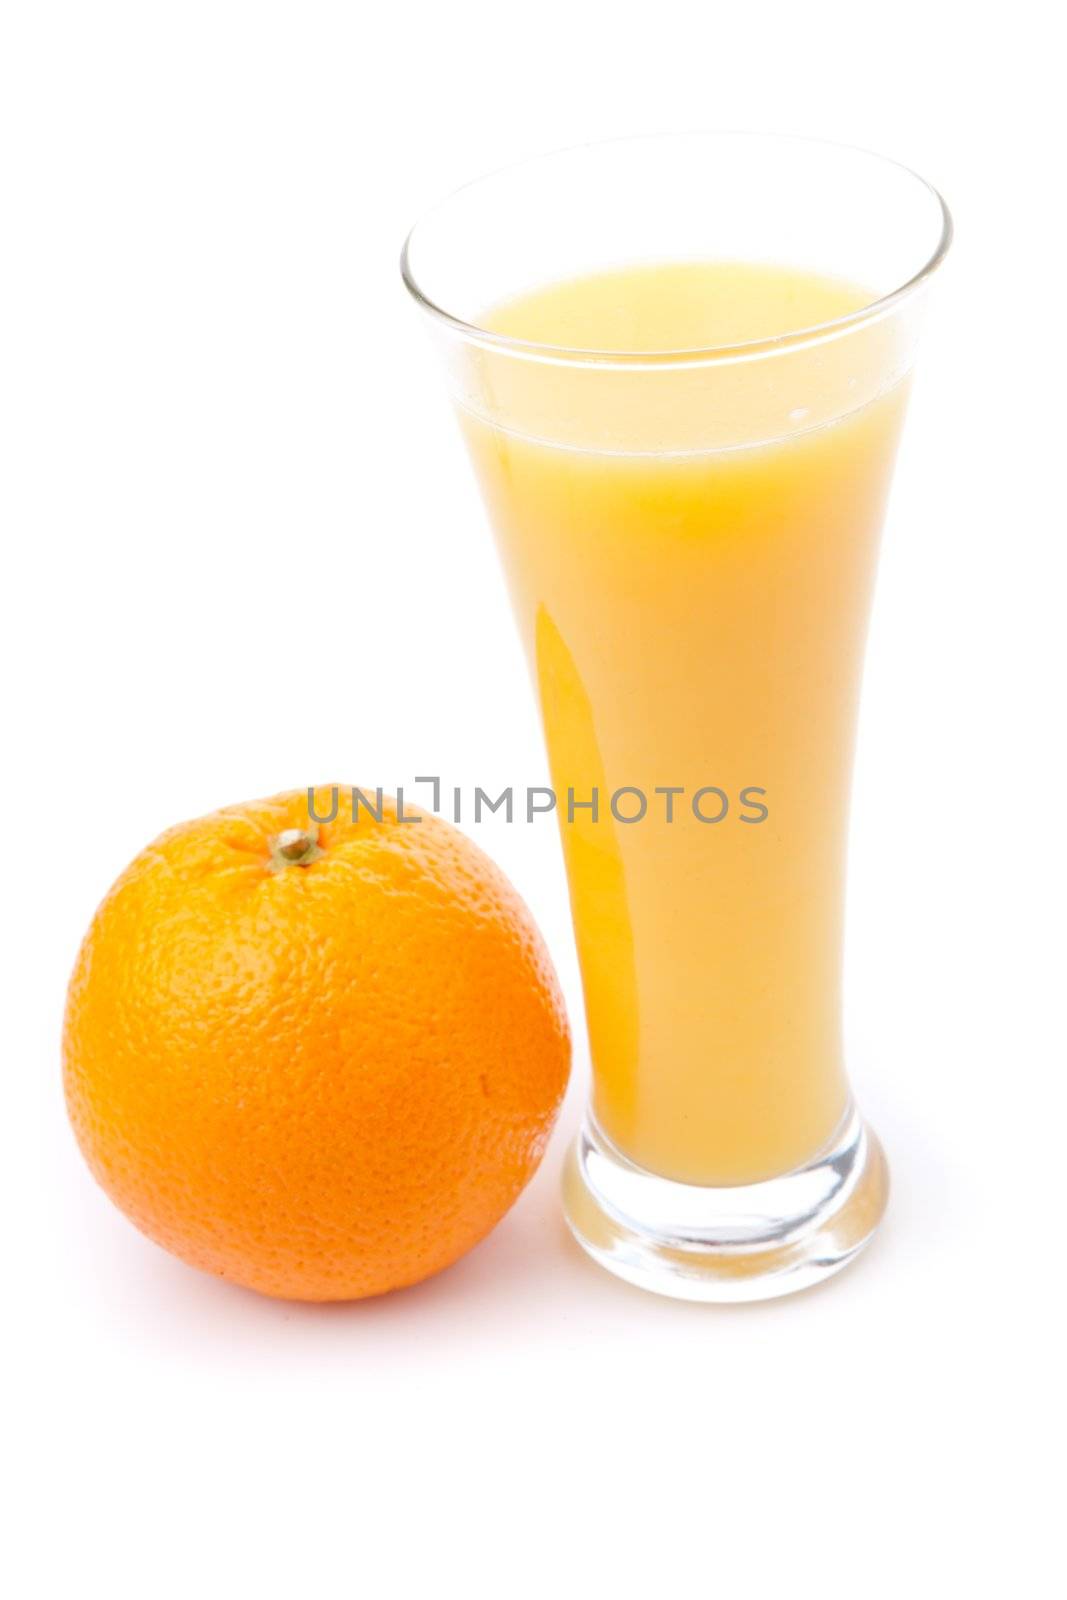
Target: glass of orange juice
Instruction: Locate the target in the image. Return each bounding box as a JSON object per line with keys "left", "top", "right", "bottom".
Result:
{"left": 402, "top": 134, "right": 950, "bottom": 1300}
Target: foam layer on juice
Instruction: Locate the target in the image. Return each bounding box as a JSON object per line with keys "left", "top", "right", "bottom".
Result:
{"left": 483, "top": 259, "right": 873, "bottom": 353}
{"left": 465, "top": 261, "right": 900, "bottom": 457}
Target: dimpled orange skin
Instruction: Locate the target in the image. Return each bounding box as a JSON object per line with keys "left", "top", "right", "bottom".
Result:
{"left": 62, "top": 787, "right": 571, "bottom": 1301}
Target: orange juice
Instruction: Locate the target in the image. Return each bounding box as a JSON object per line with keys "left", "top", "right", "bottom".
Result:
{"left": 464, "top": 262, "right": 907, "bottom": 1186}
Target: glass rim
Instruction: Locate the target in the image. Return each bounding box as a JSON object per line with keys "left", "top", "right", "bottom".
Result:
{"left": 400, "top": 131, "right": 953, "bottom": 371}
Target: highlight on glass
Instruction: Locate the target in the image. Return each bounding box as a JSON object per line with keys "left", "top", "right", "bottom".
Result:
{"left": 402, "top": 133, "right": 951, "bottom": 1301}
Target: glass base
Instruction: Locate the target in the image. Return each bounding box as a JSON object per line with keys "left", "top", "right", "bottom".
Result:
{"left": 562, "top": 1104, "right": 888, "bottom": 1303}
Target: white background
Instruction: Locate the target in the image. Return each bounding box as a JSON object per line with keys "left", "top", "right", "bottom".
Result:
{"left": 3, "top": 4, "right": 1064, "bottom": 1596}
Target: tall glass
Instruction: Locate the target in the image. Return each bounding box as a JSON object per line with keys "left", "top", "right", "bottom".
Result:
{"left": 402, "top": 134, "right": 950, "bottom": 1300}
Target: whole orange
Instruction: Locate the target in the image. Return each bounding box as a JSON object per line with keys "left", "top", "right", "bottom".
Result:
{"left": 63, "top": 786, "right": 570, "bottom": 1301}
